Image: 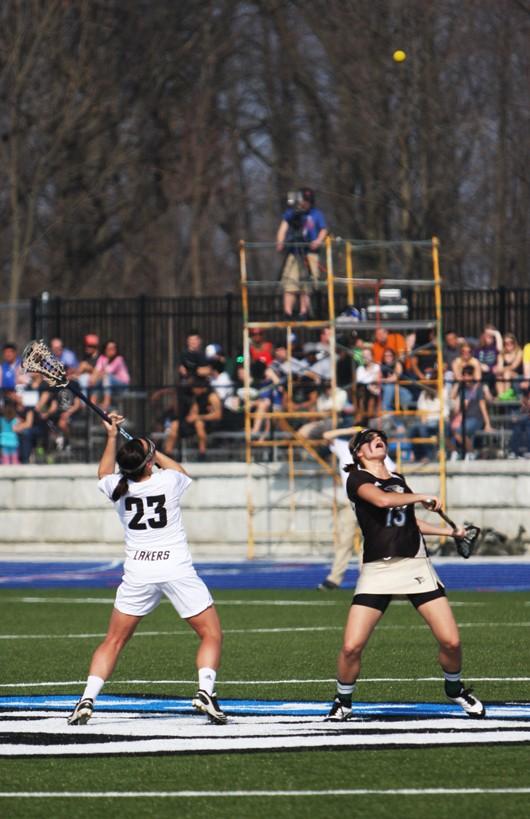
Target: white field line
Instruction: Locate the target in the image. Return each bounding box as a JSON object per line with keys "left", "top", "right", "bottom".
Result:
{"left": 0, "top": 622, "right": 528, "bottom": 641}
{"left": 1, "top": 788, "right": 530, "bottom": 799}
{"left": 1, "top": 676, "right": 529, "bottom": 689}
{"left": 11, "top": 597, "right": 486, "bottom": 607}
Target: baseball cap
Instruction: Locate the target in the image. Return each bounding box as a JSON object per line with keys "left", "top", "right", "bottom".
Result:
{"left": 84, "top": 334, "right": 99, "bottom": 346}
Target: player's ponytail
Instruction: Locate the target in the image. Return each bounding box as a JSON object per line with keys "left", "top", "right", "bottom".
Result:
{"left": 111, "top": 475, "right": 130, "bottom": 501}
{"left": 111, "top": 438, "right": 156, "bottom": 501}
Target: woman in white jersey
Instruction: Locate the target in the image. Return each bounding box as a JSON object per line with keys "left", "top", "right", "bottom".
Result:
{"left": 68, "top": 413, "right": 226, "bottom": 725}
{"left": 327, "top": 427, "right": 485, "bottom": 721}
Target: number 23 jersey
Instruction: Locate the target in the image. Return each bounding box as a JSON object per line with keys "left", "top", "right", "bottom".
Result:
{"left": 98, "top": 469, "right": 193, "bottom": 582}
{"left": 346, "top": 468, "right": 426, "bottom": 563}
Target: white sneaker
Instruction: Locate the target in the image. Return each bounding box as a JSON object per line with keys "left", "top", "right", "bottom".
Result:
{"left": 325, "top": 697, "right": 353, "bottom": 721}
{"left": 448, "top": 688, "right": 485, "bottom": 718}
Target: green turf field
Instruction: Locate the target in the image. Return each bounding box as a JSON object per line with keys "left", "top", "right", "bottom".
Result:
{"left": 1, "top": 588, "right": 529, "bottom": 818}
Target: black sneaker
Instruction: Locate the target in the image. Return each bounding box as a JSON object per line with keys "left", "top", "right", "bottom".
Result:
{"left": 192, "top": 690, "right": 227, "bottom": 724}
{"left": 317, "top": 579, "right": 339, "bottom": 591}
{"left": 325, "top": 697, "right": 352, "bottom": 721}
{"left": 447, "top": 687, "right": 486, "bottom": 718}
{"left": 67, "top": 698, "right": 94, "bottom": 725}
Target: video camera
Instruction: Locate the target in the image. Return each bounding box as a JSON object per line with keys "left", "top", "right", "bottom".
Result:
{"left": 286, "top": 190, "right": 306, "bottom": 208}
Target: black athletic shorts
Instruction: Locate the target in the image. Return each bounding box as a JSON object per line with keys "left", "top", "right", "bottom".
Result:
{"left": 352, "top": 583, "right": 446, "bottom": 613}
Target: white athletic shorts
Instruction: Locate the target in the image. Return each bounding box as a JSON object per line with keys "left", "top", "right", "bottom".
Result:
{"left": 354, "top": 556, "right": 443, "bottom": 596}
{"left": 115, "top": 570, "right": 213, "bottom": 619}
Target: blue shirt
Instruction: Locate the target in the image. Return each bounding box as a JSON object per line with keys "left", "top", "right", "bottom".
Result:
{"left": 282, "top": 207, "right": 327, "bottom": 245}
{"left": 0, "top": 359, "right": 20, "bottom": 390}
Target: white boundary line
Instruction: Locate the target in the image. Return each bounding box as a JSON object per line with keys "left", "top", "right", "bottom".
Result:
{"left": 0, "top": 622, "right": 528, "bottom": 641}
{"left": 1, "top": 676, "right": 530, "bottom": 689}
{"left": 10, "top": 597, "right": 488, "bottom": 607}
{"left": 1, "top": 788, "right": 530, "bottom": 798}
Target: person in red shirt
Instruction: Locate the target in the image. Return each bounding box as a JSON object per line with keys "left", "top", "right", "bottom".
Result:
{"left": 249, "top": 328, "right": 273, "bottom": 366}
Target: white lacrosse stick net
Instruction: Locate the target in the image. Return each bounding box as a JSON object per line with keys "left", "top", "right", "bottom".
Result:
{"left": 21, "top": 339, "right": 68, "bottom": 387}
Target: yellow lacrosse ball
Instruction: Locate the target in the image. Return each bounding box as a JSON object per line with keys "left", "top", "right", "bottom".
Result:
{"left": 393, "top": 50, "right": 407, "bottom": 62}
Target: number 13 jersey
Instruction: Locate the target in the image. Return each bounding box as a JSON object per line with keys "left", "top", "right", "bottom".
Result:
{"left": 98, "top": 470, "right": 193, "bottom": 582}
{"left": 346, "top": 468, "right": 427, "bottom": 563}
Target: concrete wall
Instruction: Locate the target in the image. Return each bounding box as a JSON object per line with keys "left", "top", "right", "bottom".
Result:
{"left": 0, "top": 461, "right": 529, "bottom": 559}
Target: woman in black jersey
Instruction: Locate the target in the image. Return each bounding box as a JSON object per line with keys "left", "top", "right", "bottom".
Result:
{"left": 327, "top": 428, "right": 485, "bottom": 720}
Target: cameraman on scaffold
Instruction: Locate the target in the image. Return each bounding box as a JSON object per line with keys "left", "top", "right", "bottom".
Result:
{"left": 276, "top": 187, "right": 328, "bottom": 321}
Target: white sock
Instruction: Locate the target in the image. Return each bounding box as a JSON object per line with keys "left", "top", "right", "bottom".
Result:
{"left": 82, "top": 675, "right": 105, "bottom": 702}
{"left": 198, "top": 667, "right": 217, "bottom": 695}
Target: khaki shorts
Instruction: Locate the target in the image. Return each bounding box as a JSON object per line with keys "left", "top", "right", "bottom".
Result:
{"left": 281, "top": 252, "right": 320, "bottom": 293}
{"left": 354, "top": 556, "right": 443, "bottom": 596}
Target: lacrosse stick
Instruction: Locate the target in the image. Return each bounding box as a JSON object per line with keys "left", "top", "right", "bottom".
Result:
{"left": 426, "top": 501, "right": 481, "bottom": 559}
{"left": 21, "top": 339, "right": 133, "bottom": 440}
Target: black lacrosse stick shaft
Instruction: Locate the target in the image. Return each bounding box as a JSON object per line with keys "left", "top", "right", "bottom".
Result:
{"left": 67, "top": 380, "right": 132, "bottom": 440}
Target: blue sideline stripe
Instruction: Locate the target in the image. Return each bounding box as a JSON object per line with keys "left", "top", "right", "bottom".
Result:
{"left": 0, "top": 561, "right": 529, "bottom": 590}
{"left": 2, "top": 695, "right": 530, "bottom": 720}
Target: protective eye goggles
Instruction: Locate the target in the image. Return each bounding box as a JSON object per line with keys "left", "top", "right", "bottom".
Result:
{"left": 349, "top": 428, "right": 388, "bottom": 458}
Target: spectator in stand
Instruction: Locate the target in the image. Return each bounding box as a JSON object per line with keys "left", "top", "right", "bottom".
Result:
{"left": 354, "top": 346, "right": 381, "bottom": 424}
{"left": 451, "top": 342, "right": 482, "bottom": 386}
{"left": 276, "top": 187, "right": 328, "bottom": 320}
{"left": 50, "top": 337, "right": 79, "bottom": 370}
{"left": 77, "top": 334, "right": 100, "bottom": 394}
{"left": 495, "top": 333, "right": 523, "bottom": 399}
{"left": 209, "top": 359, "right": 234, "bottom": 404}
{"left": 55, "top": 367, "right": 84, "bottom": 449}
{"left": 409, "top": 328, "right": 438, "bottom": 380}
{"left": 249, "top": 328, "right": 274, "bottom": 366}
{"left": 246, "top": 360, "right": 275, "bottom": 440}
{"left": 298, "top": 379, "right": 349, "bottom": 441}
{"left": 289, "top": 371, "right": 320, "bottom": 420}
{"left": 0, "top": 343, "right": 23, "bottom": 391}
{"left": 409, "top": 369, "right": 449, "bottom": 463}
{"left": 449, "top": 365, "right": 493, "bottom": 460}
{"left": 164, "top": 376, "right": 222, "bottom": 461}
{"left": 29, "top": 379, "right": 60, "bottom": 456}
{"left": 11, "top": 390, "right": 36, "bottom": 463}
{"left": 92, "top": 340, "right": 130, "bottom": 411}
{"left": 522, "top": 340, "right": 530, "bottom": 390}
{"left": 475, "top": 326, "right": 501, "bottom": 396}
{"left": 178, "top": 330, "right": 211, "bottom": 380}
{"left": 0, "top": 397, "right": 21, "bottom": 464}
{"left": 371, "top": 327, "right": 407, "bottom": 366}
{"left": 442, "top": 330, "right": 462, "bottom": 372}
{"left": 380, "top": 348, "right": 413, "bottom": 411}
{"left": 507, "top": 387, "right": 530, "bottom": 459}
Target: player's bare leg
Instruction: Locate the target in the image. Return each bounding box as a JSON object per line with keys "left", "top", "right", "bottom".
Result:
{"left": 68, "top": 608, "right": 141, "bottom": 725}
{"left": 188, "top": 605, "right": 226, "bottom": 723}
{"left": 417, "top": 596, "right": 485, "bottom": 717}
{"left": 327, "top": 604, "right": 383, "bottom": 721}
{"left": 88, "top": 608, "right": 142, "bottom": 680}
{"left": 187, "top": 604, "right": 223, "bottom": 670}
{"left": 337, "top": 603, "right": 384, "bottom": 683}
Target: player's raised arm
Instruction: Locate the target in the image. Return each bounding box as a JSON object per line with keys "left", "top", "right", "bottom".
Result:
{"left": 98, "top": 412, "right": 124, "bottom": 478}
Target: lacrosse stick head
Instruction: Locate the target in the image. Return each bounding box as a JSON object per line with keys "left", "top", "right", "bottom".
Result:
{"left": 21, "top": 339, "right": 68, "bottom": 388}
{"left": 454, "top": 523, "right": 481, "bottom": 559}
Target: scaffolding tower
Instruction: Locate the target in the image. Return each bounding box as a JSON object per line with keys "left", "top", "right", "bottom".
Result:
{"left": 239, "top": 236, "right": 447, "bottom": 559}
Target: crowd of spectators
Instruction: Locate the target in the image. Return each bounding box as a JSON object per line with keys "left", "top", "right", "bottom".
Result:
{"left": 0, "top": 334, "right": 130, "bottom": 463}
{"left": 147, "top": 322, "right": 530, "bottom": 463}
{"left": 2, "top": 321, "right": 530, "bottom": 464}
